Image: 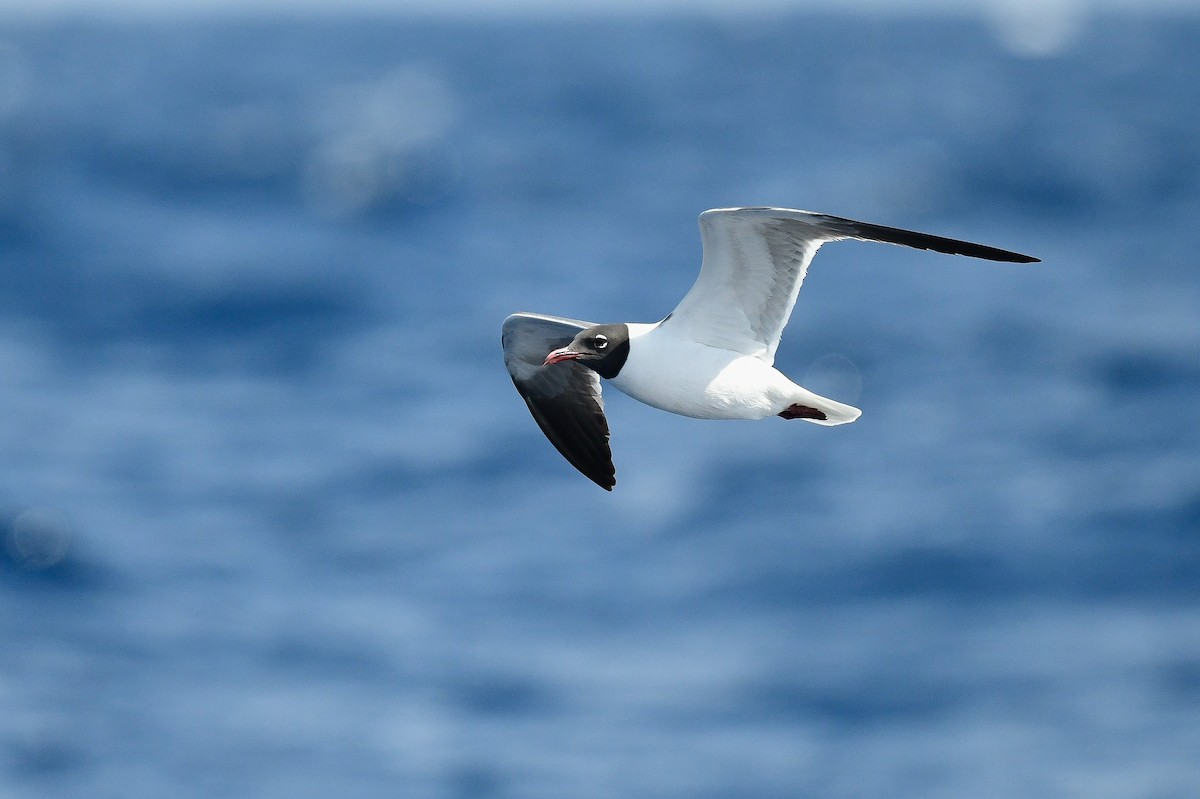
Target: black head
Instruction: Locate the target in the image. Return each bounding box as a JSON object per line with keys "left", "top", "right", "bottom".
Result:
{"left": 542, "top": 323, "right": 630, "bottom": 379}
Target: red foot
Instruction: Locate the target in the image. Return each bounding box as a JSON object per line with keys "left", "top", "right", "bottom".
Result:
{"left": 779, "top": 404, "right": 827, "bottom": 421}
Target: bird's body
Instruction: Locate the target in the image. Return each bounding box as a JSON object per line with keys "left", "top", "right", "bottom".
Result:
{"left": 609, "top": 322, "right": 859, "bottom": 423}
{"left": 502, "top": 207, "right": 1039, "bottom": 490}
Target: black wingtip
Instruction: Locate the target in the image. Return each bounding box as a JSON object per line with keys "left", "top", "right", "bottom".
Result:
{"left": 586, "top": 464, "right": 617, "bottom": 491}
{"left": 985, "top": 251, "right": 1040, "bottom": 264}
{"left": 814, "top": 214, "right": 1040, "bottom": 264}
{"left": 521, "top": 392, "right": 617, "bottom": 491}
{"left": 988, "top": 250, "right": 1041, "bottom": 264}
{"left": 582, "top": 469, "right": 615, "bottom": 490}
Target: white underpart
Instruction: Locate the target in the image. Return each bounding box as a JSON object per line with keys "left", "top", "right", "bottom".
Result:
{"left": 609, "top": 323, "right": 861, "bottom": 424}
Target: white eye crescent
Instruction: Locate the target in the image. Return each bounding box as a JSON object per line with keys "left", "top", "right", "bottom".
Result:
{"left": 593, "top": 335, "right": 608, "bottom": 350}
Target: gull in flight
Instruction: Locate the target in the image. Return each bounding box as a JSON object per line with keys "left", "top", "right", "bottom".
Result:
{"left": 502, "top": 207, "right": 1039, "bottom": 490}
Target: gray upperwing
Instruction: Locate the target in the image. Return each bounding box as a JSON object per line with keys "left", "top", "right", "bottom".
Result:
{"left": 669, "top": 207, "right": 1040, "bottom": 365}
{"left": 502, "top": 312, "right": 616, "bottom": 490}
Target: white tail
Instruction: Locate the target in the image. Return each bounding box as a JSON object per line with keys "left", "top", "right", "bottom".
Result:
{"left": 781, "top": 387, "right": 862, "bottom": 426}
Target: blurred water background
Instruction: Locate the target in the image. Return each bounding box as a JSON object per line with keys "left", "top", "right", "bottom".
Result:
{"left": 1, "top": 4, "right": 1199, "bottom": 798}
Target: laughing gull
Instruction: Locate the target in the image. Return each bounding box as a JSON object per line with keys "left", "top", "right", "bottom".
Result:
{"left": 503, "top": 207, "right": 1039, "bottom": 490}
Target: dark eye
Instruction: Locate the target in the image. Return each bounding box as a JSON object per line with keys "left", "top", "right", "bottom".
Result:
{"left": 592, "top": 335, "right": 608, "bottom": 350}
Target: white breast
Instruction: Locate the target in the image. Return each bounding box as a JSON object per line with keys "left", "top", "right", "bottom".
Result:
{"left": 608, "top": 323, "right": 795, "bottom": 420}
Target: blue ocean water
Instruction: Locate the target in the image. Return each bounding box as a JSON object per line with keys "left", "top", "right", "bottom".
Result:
{"left": 1, "top": 10, "right": 1198, "bottom": 798}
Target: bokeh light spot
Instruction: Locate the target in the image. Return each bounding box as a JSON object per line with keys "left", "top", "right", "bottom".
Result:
{"left": 7, "top": 508, "right": 72, "bottom": 571}
{"left": 986, "top": 0, "right": 1086, "bottom": 58}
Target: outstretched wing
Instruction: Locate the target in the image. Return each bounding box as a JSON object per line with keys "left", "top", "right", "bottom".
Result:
{"left": 502, "top": 312, "right": 616, "bottom": 490}
{"left": 664, "top": 207, "right": 1039, "bottom": 364}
